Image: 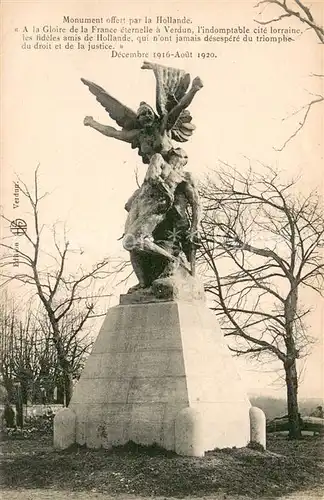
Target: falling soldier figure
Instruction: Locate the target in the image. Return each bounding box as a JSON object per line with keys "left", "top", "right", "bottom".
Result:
{"left": 123, "top": 148, "right": 201, "bottom": 290}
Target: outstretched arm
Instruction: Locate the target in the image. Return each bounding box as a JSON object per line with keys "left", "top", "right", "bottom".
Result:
{"left": 84, "top": 116, "right": 139, "bottom": 143}
{"left": 162, "top": 77, "right": 204, "bottom": 132}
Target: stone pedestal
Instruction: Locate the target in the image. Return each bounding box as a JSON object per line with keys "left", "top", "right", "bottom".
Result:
{"left": 67, "top": 300, "right": 251, "bottom": 454}
{"left": 250, "top": 406, "right": 266, "bottom": 449}
{"left": 53, "top": 407, "right": 76, "bottom": 450}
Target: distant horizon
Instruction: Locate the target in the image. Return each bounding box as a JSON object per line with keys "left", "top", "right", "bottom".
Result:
{"left": 248, "top": 392, "right": 324, "bottom": 402}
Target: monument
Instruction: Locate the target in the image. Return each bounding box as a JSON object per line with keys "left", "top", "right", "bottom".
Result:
{"left": 54, "top": 61, "right": 264, "bottom": 455}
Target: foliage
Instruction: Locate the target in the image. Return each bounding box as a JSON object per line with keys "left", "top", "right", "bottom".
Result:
{"left": 6, "top": 411, "right": 54, "bottom": 439}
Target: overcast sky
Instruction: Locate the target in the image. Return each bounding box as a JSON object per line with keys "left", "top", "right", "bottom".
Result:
{"left": 1, "top": 0, "right": 323, "bottom": 400}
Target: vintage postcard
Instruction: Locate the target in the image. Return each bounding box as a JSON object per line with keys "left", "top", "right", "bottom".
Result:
{"left": 1, "top": 0, "right": 323, "bottom": 498}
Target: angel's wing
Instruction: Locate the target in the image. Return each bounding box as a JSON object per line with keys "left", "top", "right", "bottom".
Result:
{"left": 141, "top": 62, "right": 195, "bottom": 143}
{"left": 170, "top": 110, "right": 196, "bottom": 143}
{"left": 141, "top": 61, "right": 190, "bottom": 117}
{"left": 81, "top": 78, "right": 139, "bottom": 130}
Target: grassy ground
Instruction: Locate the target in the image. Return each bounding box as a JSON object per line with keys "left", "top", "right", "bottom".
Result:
{"left": 0, "top": 433, "right": 323, "bottom": 499}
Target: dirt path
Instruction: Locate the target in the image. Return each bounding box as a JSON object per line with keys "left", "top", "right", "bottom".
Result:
{"left": 279, "top": 489, "right": 324, "bottom": 499}
{"left": 0, "top": 490, "right": 238, "bottom": 500}
{"left": 1, "top": 488, "right": 323, "bottom": 500}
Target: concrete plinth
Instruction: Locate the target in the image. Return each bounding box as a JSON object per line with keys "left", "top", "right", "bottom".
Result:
{"left": 250, "top": 406, "right": 266, "bottom": 449}
{"left": 67, "top": 301, "right": 251, "bottom": 454}
{"left": 53, "top": 407, "right": 76, "bottom": 449}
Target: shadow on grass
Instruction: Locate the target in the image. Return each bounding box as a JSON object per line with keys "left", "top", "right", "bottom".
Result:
{"left": 1, "top": 435, "right": 323, "bottom": 498}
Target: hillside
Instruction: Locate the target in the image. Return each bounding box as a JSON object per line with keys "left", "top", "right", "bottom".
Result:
{"left": 249, "top": 396, "right": 324, "bottom": 420}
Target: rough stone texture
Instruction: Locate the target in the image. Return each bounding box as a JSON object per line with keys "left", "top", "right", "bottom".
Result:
{"left": 53, "top": 407, "right": 76, "bottom": 450}
{"left": 120, "top": 266, "right": 205, "bottom": 305}
{"left": 175, "top": 407, "right": 205, "bottom": 456}
{"left": 249, "top": 406, "right": 266, "bottom": 449}
{"left": 67, "top": 301, "right": 251, "bottom": 455}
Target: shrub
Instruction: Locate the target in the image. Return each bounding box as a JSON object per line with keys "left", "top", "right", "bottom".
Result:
{"left": 7, "top": 411, "right": 54, "bottom": 439}
{"left": 247, "top": 440, "right": 265, "bottom": 452}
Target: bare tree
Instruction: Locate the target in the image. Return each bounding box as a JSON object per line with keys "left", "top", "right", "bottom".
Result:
{"left": 36, "top": 306, "right": 96, "bottom": 399}
{"left": 255, "top": 0, "right": 324, "bottom": 150}
{"left": 274, "top": 87, "right": 323, "bottom": 152}
{"left": 1, "top": 167, "right": 114, "bottom": 405}
{"left": 0, "top": 298, "right": 57, "bottom": 406}
{"left": 0, "top": 295, "right": 98, "bottom": 409}
{"left": 255, "top": 0, "right": 324, "bottom": 42}
{"left": 199, "top": 164, "right": 324, "bottom": 438}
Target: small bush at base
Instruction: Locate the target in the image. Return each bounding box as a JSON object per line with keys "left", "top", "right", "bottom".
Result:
{"left": 247, "top": 440, "right": 265, "bottom": 452}
{"left": 6, "top": 412, "right": 54, "bottom": 439}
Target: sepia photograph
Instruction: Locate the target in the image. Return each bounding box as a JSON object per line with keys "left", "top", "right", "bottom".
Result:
{"left": 0, "top": 1, "right": 323, "bottom": 499}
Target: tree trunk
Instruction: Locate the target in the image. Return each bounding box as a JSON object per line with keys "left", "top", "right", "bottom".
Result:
{"left": 15, "top": 383, "right": 24, "bottom": 428}
{"left": 284, "top": 360, "right": 301, "bottom": 439}
{"left": 63, "top": 371, "right": 73, "bottom": 407}
{"left": 284, "top": 282, "right": 301, "bottom": 439}
{"left": 50, "top": 322, "right": 73, "bottom": 406}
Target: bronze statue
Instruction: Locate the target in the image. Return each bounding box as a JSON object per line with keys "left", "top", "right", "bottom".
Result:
{"left": 123, "top": 148, "right": 201, "bottom": 290}
{"left": 81, "top": 62, "right": 203, "bottom": 294}
{"left": 82, "top": 61, "right": 203, "bottom": 164}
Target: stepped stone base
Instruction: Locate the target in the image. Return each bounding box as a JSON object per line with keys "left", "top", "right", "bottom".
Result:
{"left": 64, "top": 300, "right": 251, "bottom": 455}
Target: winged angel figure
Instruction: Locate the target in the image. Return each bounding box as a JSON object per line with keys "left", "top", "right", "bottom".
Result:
{"left": 82, "top": 61, "right": 203, "bottom": 164}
